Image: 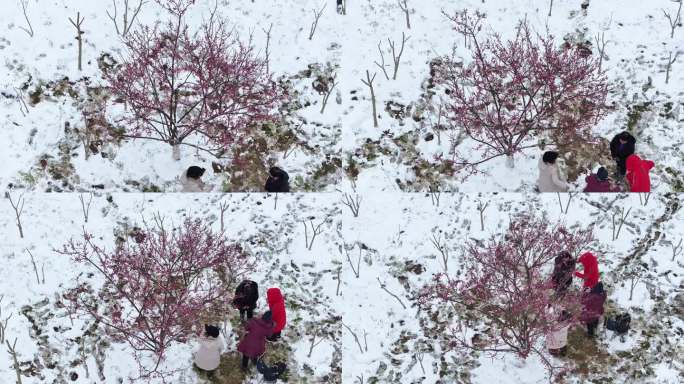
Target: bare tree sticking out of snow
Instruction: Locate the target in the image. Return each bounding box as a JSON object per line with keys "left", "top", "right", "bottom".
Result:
{"left": 263, "top": 23, "right": 273, "bottom": 74}
{"left": 18, "top": 0, "right": 34, "bottom": 37}
{"left": 309, "top": 3, "right": 326, "bottom": 40}
{"left": 106, "top": 0, "right": 146, "bottom": 37}
{"left": 389, "top": 32, "right": 410, "bottom": 80}
{"left": 377, "top": 277, "right": 407, "bottom": 309}
{"left": 665, "top": 51, "right": 680, "bottom": 84}
{"left": 25, "top": 249, "right": 45, "bottom": 285}
{"left": 6, "top": 190, "right": 25, "bottom": 239}
{"left": 672, "top": 237, "right": 682, "bottom": 261}
{"left": 429, "top": 184, "right": 441, "bottom": 206}
{"left": 557, "top": 192, "right": 576, "bottom": 214}
{"left": 6, "top": 338, "right": 23, "bottom": 384}
{"left": 429, "top": 231, "right": 450, "bottom": 272}
{"left": 320, "top": 73, "right": 339, "bottom": 113}
{"left": 341, "top": 242, "right": 362, "bottom": 278}
{"left": 79, "top": 193, "right": 93, "bottom": 223}
{"left": 594, "top": 31, "right": 609, "bottom": 72}
{"left": 69, "top": 12, "right": 85, "bottom": 71}
{"left": 341, "top": 191, "right": 361, "bottom": 217}
{"left": 398, "top": 0, "right": 411, "bottom": 29}
{"left": 548, "top": 0, "right": 554, "bottom": 17}
{"left": 374, "top": 41, "right": 390, "bottom": 80}
{"left": 306, "top": 326, "right": 326, "bottom": 357}
{"left": 0, "top": 296, "right": 12, "bottom": 344}
{"left": 612, "top": 206, "right": 632, "bottom": 241}
{"left": 361, "top": 70, "right": 379, "bottom": 128}
{"left": 342, "top": 322, "right": 365, "bottom": 354}
{"left": 476, "top": 200, "right": 489, "bottom": 231}
{"left": 302, "top": 217, "right": 326, "bottom": 250}
{"left": 663, "top": 0, "right": 683, "bottom": 39}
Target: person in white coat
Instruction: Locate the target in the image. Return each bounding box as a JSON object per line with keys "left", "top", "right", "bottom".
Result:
{"left": 537, "top": 151, "right": 569, "bottom": 192}
{"left": 546, "top": 310, "right": 570, "bottom": 357}
{"left": 194, "top": 325, "right": 224, "bottom": 375}
{"left": 180, "top": 166, "right": 212, "bottom": 192}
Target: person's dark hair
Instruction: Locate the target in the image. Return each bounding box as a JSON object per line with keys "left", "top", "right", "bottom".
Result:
{"left": 186, "top": 166, "right": 206, "bottom": 180}
{"left": 205, "top": 324, "right": 220, "bottom": 338}
{"left": 596, "top": 167, "right": 609, "bottom": 181}
{"left": 269, "top": 167, "right": 284, "bottom": 178}
{"left": 542, "top": 151, "right": 559, "bottom": 165}
{"left": 555, "top": 251, "right": 572, "bottom": 264}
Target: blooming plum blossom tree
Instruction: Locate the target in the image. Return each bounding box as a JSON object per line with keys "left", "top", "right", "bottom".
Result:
{"left": 106, "top": 1, "right": 285, "bottom": 160}
{"left": 58, "top": 217, "right": 255, "bottom": 378}
{"left": 419, "top": 213, "right": 594, "bottom": 374}
{"left": 434, "top": 11, "right": 609, "bottom": 170}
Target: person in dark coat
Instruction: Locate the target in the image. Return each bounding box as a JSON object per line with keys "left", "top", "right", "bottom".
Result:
{"left": 256, "top": 356, "right": 287, "bottom": 382}
{"left": 575, "top": 252, "right": 600, "bottom": 290}
{"left": 266, "top": 288, "right": 287, "bottom": 341}
{"left": 264, "top": 167, "right": 290, "bottom": 193}
{"left": 584, "top": 167, "right": 621, "bottom": 192}
{"left": 609, "top": 131, "right": 636, "bottom": 176}
{"left": 551, "top": 251, "right": 575, "bottom": 296}
{"left": 232, "top": 280, "right": 259, "bottom": 321}
{"left": 237, "top": 311, "right": 275, "bottom": 371}
{"left": 581, "top": 282, "right": 607, "bottom": 337}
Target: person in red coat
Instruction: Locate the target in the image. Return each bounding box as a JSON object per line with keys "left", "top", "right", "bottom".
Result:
{"left": 575, "top": 252, "right": 599, "bottom": 289}
{"left": 625, "top": 154, "right": 654, "bottom": 192}
{"left": 237, "top": 311, "right": 274, "bottom": 371}
{"left": 266, "top": 288, "right": 286, "bottom": 341}
{"left": 583, "top": 167, "right": 621, "bottom": 192}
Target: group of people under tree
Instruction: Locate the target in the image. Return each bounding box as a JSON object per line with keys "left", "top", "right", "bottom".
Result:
{"left": 546, "top": 251, "right": 608, "bottom": 356}
{"left": 192, "top": 280, "right": 288, "bottom": 380}
{"left": 537, "top": 131, "right": 655, "bottom": 193}
{"left": 180, "top": 166, "right": 291, "bottom": 193}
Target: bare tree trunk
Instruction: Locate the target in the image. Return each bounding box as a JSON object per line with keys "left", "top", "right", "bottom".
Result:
{"left": 663, "top": 1, "right": 683, "bottom": 39}
{"left": 398, "top": 0, "right": 411, "bottom": 29}
{"left": 69, "top": 12, "right": 85, "bottom": 71}
{"left": 361, "top": 70, "right": 378, "bottom": 127}
{"left": 6, "top": 338, "right": 23, "bottom": 384}
{"left": 665, "top": 51, "right": 680, "bottom": 84}
{"left": 309, "top": 4, "right": 326, "bottom": 40}
{"left": 262, "top": 23, "right": 273, "bottom": 74}
{"left": 548, "top": 0, "right": 554, "bottom": 17}
{"left": 477, "top": 201, "right": 489, "bottom": 231}
{"left": 18, "top": 0, "right": 34, "bottom": 37}
{"left": 6, "top": 191, "right": 25, "bottom": 238}
{"left": 321, "top": 73, "right": 338, "bottom": 113}
{"left": 106, "top": 0, "right": 146, "bottom": 37}
{"left": 389, "top": 32, "right": 410, "bottom": 80}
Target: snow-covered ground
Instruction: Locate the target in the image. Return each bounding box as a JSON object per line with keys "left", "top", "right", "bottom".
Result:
{"left": 342, "top": 192, "right": 684, "bottom": 383}
{"left": 0, "top": 193, "right": 342, "bottom": 383}
{"left": 1, "top": 0, "right": 682, "bottom": 192}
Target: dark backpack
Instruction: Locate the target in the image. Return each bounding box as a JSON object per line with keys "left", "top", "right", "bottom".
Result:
{"left": 606, "top": 312, "right": 631, "bottom": 334}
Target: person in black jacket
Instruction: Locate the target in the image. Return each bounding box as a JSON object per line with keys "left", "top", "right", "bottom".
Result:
{"left": 551, "top": 251, "right": 575, "bottom": 296}
{"left": 609, "top": 131, "right": 636, "bottom": 177}
{"left": 265, "top": 167, "right": 290, "bottom": 193}
{"left": 232, "top": 280, "right": 259, "bottom": 321}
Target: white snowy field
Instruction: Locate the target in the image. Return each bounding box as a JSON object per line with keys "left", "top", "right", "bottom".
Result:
{"left": 0, "top": 193, "right": 342, "bottom": 383}
{"left": 341, "top": 192, "right": 684, "bottom": 383}
{"left": 1, "top": 0, "right": 682, "bottom": 193}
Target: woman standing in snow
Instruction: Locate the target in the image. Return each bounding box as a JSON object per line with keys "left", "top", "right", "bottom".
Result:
{"left": 537, "top": 151, "right": 569, "bottom": 192}
{"left": 581, "top": 282, "right": 607, "bottom": 338}
{"left": 193, "top": 325, "right": 224, "bottom": 376}
{"left": 551, "top": 251, "right": 575, "bottom": 296}
{"left": 232, "top": 280, "right": 259, "bottom": 321}
{"left": 238, "top": 311, "right": 275, "bottom": 371}
{"left": 180, "top": 166, "right": 212, "bottom": 192}
{"left": 266, "top": 288, "right": 287, "bottom": 341}
{"left": 546, "top": 311, "right": 571, "bottom": 356}
{"left": 264, "top": 167, "right": 291, "bottom": 193}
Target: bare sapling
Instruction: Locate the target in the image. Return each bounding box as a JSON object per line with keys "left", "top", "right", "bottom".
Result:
{"left": 389, "top": 32, "right": 410, "bottom": 80}
{"left": 6, "top": 191, "right": 25, "bottom": 238}
{"left": 342, "top": 322, "right": 365, "bottom": 353}
{"left": 25, "top": 249, "right": 45, "bottom": 284}
{"left": 6, "top": 338, "right": 23, "bottom": 384}
{"left": 0, "top": 296, "right": 12, "bottom": 344}
{"left": 430, "top": 231, "right": 449, "bottom": 272}
{"left": 639, "top": 192, "right": 652, "bottom": 206}
{"left": 361, "top": 70, "right": 379, "bottom": 127}
{"left": 663, "top": 0, "right": 683, "bottom": 38}
{"left": 398, "top": 0, "right": 411, "bottom": 29}
{"left": 374, "top": 41, "right": 390, "bottom": 80}
{"left": 69, "top": 12, "right": 85, "bottom": 71}
{"left": 672, "top": 237, "right": 682, "bottom": 261}
{"left": 377, "top": 277, "right": 407, "bottom": 309}
{"left": 307, "top": 326, "right": 325, "bottom": 357}
{"left": 106, "top": 0, "right": 146, "bottom": 37}
{"left": 665, "top": 51, "right": 680, "bottom": 84}
{"left": 595, "top": 31, "right": 608, "bottom": 72}
{"left": 341, "top": 192, "right": 361, "bottom": 217}
{"left": 263, "top": 23, "right": 273, "bottom": 74}
{"left": 476, "top": 200, "right": 489, "bottom": 231}
{"left": 79, "top": 192, "right": 93, "bottom": 223}
{"left": 612, "top": 206, "right": 632, "bottom": 241}
{"left": 320, "top": 73, "right": 338, "bottom": 113}
{"left": 18, "top": 0, "right": 34, "bottom": 37}
{"left": 548, "top": 0, "right": 554, "bottom": 17}
{"left": 302, "top": 218, "right": 326, "bottom": 250}
{"left": 557, "top": 192, "right": 575, "bottom": 214}
{"left": 309, "top": 4, "right": 326, "bottom": 40}
{"left": 429, "top": 184, "right": 441, "bottom": 206}
{"left": 341, "top": 243, "right": 362, "bottom": 278}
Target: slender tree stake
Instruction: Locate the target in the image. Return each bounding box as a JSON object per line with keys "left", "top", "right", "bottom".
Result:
{"left": 389, "top": 32, "right": 410, "bottom": 80}
{"left": 303, "top": 218, "right": 326, "bottom": 250}
{"left": 25, "top": 249, "right": 44, "bottom": 284}
{"left": 342, "top": 243, "right": 362, "bottom": 278}
{"left": 398, "top": 0, "right": 411, "bottom": 29}
{"left": 429, "top": 184, "right": 441, "bottom": 206}
{"left": 6, "top": 338, "right": 23, "bottom": 384}
{"left": 477, "top": 200, "right": 489, "bottom": 231}
{"left": 69, "top": 12, "right": 86, "bottom": 71}
{"left": 430, "top": 232, "right": 449, "bottom": 272}
{"left": 361, "top": 70, "right": 379, "bottom": 127}
{"left": 341, "top": 192, "right": 361, "bottom": 217}
{"left": 79, "top": 192, "right": 93, "bottom": 223}
{"left": 308, "top": 4, "right": 326, "bottom": 40}
{"left": 612, "top": 206, "right": 632, "bottom": 241}
{"left": 106, "top": 0, "right": 146, "bottom": 37}
{"left": 18, "top": 0, "right": 34, "bottom": 37}
{"left": 307, "top": 328, "right": 325, "bottom": 357}
{"left": 0, "top": 296, "right": 12, "bottom": 344}
{"left": 548, "top": 0, "right": 554, "bottom": 17}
